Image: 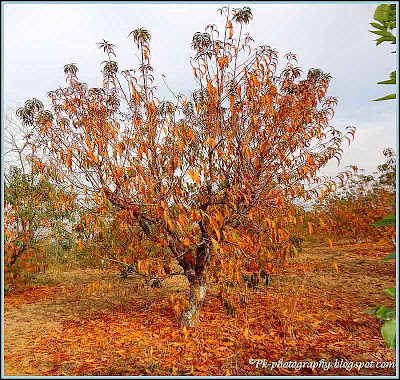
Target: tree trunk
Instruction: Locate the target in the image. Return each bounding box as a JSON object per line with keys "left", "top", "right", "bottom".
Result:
{"left": 181, "top": 278, "right": 207, "bottom": 327}
{"left": 180, "top": 220, "right": 210, "bottom": 327}
{"left": 8, "top": 243, "right": 26, "bottom": 268}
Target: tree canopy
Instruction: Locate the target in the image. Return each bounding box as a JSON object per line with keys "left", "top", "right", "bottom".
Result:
{"left": 20, "top": 6, "right": 356, "bottom": 326}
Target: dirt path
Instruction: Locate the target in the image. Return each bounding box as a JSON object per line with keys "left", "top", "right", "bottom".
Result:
{"left": 4, "top": 242, "right": 396, "bottom": 376}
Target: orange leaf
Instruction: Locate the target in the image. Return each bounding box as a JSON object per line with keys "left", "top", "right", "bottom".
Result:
{"left": 208, "top": 137, "right": 216, "bottom": 148}
{"left": 188, "top": 170, "right": 201, "bottom": 184}
{"left": 167, "top": 219, "right": 175, "bottom": 231}
{"left": 333, "top": 262, "right": 339, "bottom": 273}
{"left": 236, "top": 269, "right": 242, "bottom": 285}
{"left": 78, "top": 238, "right": 83, "bottom": 250}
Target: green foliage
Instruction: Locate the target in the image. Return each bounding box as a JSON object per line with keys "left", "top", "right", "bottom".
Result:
{"left": 4, "top": 284, "right": 12, "bottom": 294}
{"left": 374, "top": 93, "right": 396, "bottom": 101}
{"left": 364, "top": 5, "right": 397, "bottom": 349}
{"left": 373, "top": 214, "right": 396, "bottom": 227}
{"left": 381, "top": 319, "right": 396, "bottom": 348}
{"left": 365, "top": 240, "right": 396, "bottom": 348}
{"left": 369, "top": 4, "right": 396, "bottom": 101}
{"left": 382, "top": 250, "right": 396, "bottom": 262}
{"left": 4, "top": 166, "right": 76, "bottom": 277}
{"left": 15, "top": 98, "right": 44, "bottom": 126}
{"left": 372, "top": 4, "right": 396, "bottom": 34}
{"left": 383, "top": 288, "right": 396, "bottom": 298}
{"left": 363, "top": 305, "right": 381, "bottom": 314}
{"left": 363, "top": 301, "right": 396, "bottom": 348}
{"left": 377, "top": 71, "right": 396, "bottom": 85}
{"left": 375, "top": 305, "right": 396, "bottom": 320}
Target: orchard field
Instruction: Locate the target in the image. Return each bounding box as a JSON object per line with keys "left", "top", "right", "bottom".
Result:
{"left": 3, "top": 4, "right": 397, "bottom": 377}
{"left": 3, "top": 239, "right": 397, "bottom": 376}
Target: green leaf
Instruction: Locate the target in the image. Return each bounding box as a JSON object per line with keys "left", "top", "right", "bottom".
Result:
{"left": 377, "top": 78, "right": 396, "bottom": 85}
{"left": 376, "top": 36, "right": 396, "bottom": 46}
{"left": 373, "top": 93, "right": 396, "bottom": 101}
{"left": 381, "top": 319, "right": 396, "bottom": 349}
{"left": 373, "top": 214, "right": 396, "bottom": 226}
{"left": 374, "top": 5, "right": 387, "bottom": 23}
{"left": 376, "top": 305, "right": 396, "bottom": 320}
{"left": 4, "top": 284, "right": 12, "bottom": 293}
{"left": 370, "top": 22, "right": 386, "bottom": 31}
{"left": 386, "top": 21, "right": 396, "bottom": 30}
{"left": 384, "top": 288, "right": 396, "bottom": 298}
{"left": 378, "top": 71, "right": 396, "bottom": 85}
{"left": 382, "top": 250, "right": 396, "bottom": 262}
{"left": 374, "top": 4, "right": 392, "bottom": 24}
{"left": 362, "top": 306, "right": 381, "bottom": 314}
{"left": 370, "top": 29, "right": 395, "bottom": 38}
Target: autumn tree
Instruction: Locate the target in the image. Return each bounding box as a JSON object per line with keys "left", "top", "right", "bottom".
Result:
{"left": 4, "top": 167, "right": 75, "bottom": 274}
{"left": 23, "top": 6, "right": 356, "bottom": 326}
{"left": 313, "top": 148, "right": 395, "bottom": 241}
{"left": 4, "top": 104, "right": 76, "bottom": 282}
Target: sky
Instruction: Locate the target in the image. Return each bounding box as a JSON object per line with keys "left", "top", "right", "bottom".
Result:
{"left": 3, "top": 2, "right": 397, "bottom": 178}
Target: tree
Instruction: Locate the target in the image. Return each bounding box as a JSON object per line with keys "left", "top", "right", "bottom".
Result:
{"left": 4, "top": 167, "right": 75, "bottom": 275}
{"left": 313, "top": 148, "right": 395, "bottom": 241}
{"left": 24, "top": 6, "right": 355, "bottom": 326}
{"left": 4, "top": 105, "right": 76, "bottom": 284}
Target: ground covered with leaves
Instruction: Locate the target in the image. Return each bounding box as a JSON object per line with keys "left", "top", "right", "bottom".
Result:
{"left": 4, "top": 240, "right": 396, "bottom": 376}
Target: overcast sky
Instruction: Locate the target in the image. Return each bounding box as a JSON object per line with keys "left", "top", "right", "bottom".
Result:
{"left": 3, "top": 2, "right": 397, "bottom": 178}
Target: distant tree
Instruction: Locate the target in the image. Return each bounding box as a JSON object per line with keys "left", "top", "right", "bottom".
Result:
{"left": 23, "top": 6, "right": 355, "bottom": 326}
{"left": 4, "top": 105, "right": 75, "bottom": 282}
{"left": 314, "top": 148, "right": 395, "bottom": 241}
{"left": 4, "top": 167, "right": 75, "bottom": 273}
